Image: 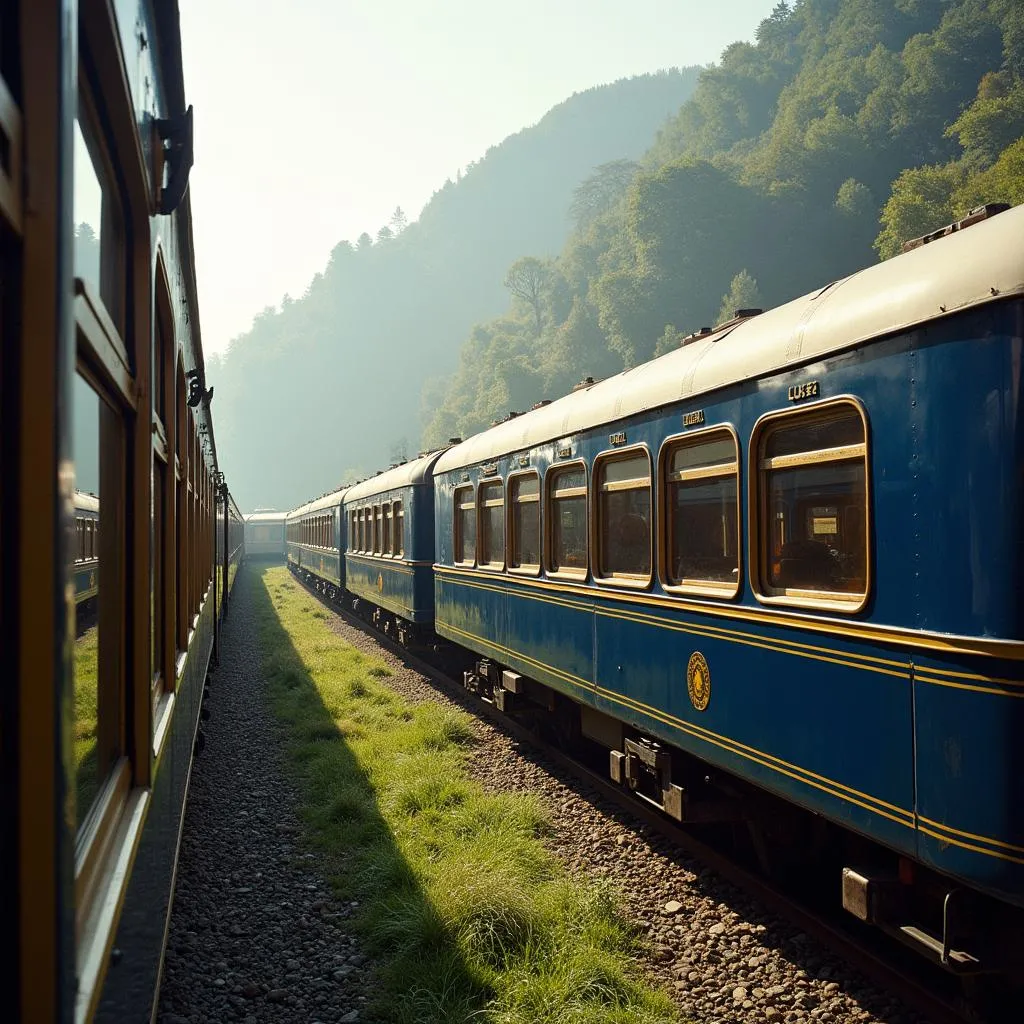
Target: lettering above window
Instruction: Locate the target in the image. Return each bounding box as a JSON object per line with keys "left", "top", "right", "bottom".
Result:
{"left": 788, "top": 381, "right": 820, "bottom": 402}
{"left": 683, "top": 410, "right": 705, "bottom": 427}
{"left": 609, "top": 431, "right": 627, "bottom": 446}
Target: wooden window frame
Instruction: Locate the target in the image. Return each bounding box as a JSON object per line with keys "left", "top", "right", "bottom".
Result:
{"left": 545, "top": 460, "right": 588, "bottom": 580}
{"left": 507, "top": 470, "right": 541, "bottom": 576}
{"left": 372, "top": 504, "right": 381, "bottom": 555}
{"left": 392, "top": 500, "right": 404, "bottom": 558}
{"left": 454, "top": 484, "right": 476, "bottom": 567}
{"left": 658, "top": 424, "right": 741, "bottom": 600}
{"left": 749, "top": 396, "right": 871, "bottom": 614}
{"left": 477, "top": 477, "right": 505, "bottom": 571}
{"left": 591, "top": 445, "right": 653, "bottom": 589}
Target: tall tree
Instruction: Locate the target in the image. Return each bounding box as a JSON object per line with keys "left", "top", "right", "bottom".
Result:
{"left": 389, "top": 206, "right": 408, "bottom": 234}
{"left": 717, "top": 270, "right": 764, "bottom": 326}
{"left": 569, "top": 160, "right": 639, "bottom": 231}
{"left": 503, "top": 256, "right": 549, "bottom": 336}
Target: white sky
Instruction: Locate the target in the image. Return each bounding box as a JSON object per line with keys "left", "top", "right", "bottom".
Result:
{"left": 179, "top": 0, "right": 778, "bottom": 355}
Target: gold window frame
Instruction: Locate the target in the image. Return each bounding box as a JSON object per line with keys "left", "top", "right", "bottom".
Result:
{"left": 545, "top": 459, "right": 589, "bottom": 580}
{"left": 477, "top": 477, "right": 505, "bottom": 571}
{"left": 658, "top": 424, "right": 741, "bottom": 600}
{"left": 749, "top": 396, "right": 871, "bottom": 614}
{"left": 507, "top": 469, "right": 541, "bottom": 577}
{"left": 392, "top": 500, "right": 404, "bottom": 558}
{"left": 591, "top": 445, "right": 653, "bottom": 589}
{"left": 454, "top": 484, "right": 476, "bottom": 566}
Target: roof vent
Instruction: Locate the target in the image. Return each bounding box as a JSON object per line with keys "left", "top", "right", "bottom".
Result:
{"left": 902, "top": 203, "right": 1009, "bottom": 254}
{"left": 680, "top": 327, "right": 713, "bottom": 346}
{"left": 448, "top": 437, "right": 462, "bottom": 445}
{"left": 714, "top": 308, "right": 764, "bottom": 332}
{"left": 571, "top": 375, "right": 601, "bottom": 393}
{"left": 531, "top": 399, "right": 551, "bottom": 410}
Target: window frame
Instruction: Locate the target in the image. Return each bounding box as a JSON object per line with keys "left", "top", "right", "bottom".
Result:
{"left": 545, "top": 459, "right": 589, "bottom": 580}
{"left": 373, "top": 504, "right": 381, "bottom": 554}
{"left": 749, "top": 396, "right": 871, "bottom": 614}
{"left": 476, "top": 476, "right": 506, "bottom": 571}
{"left": 658, "top": 423, "right": 741, "bottom": 600}
{"left": 591, "top": 444, "right": 654, "bottom": 589}
{"left": 382, "top": 503, "right": 391, "bottom": 556}
{"left": 392, "top": 500, "right": 404, "bottom": 558}
{"left": 507, "top": 469, "right": 541, "bottom": 577}
{"left": 454, "top": 484, "right": 476, "bottom": 567}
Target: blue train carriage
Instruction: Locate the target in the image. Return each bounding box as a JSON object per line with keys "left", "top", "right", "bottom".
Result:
{"left": 342, "top": 451, "right": 447, "bottom": 644}
{"left": 73, "top": 491, "right": 100, "bottom": 605}
{"left": 286, "top": 489, "right": 347, "bottom": 598}
{"left": 244, "top": 509, "right": 287, "bottom": 559}
{"left": 433, "top": 202, "right": 1024, "bottom": 973}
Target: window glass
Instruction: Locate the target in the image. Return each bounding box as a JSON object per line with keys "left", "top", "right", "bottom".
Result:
{"left": 760, "top": 406, "right": 867, "bottom": 598}
{"left": 350, "top": 511, "right": 356, "bottom": 549}
{"left": 383, "top": 505, "right": 391, "bottom": 556}
{"left": 373, "top": 505, "right": 381, "bottom": 554}
{"left": 392, "top": 501, "right": 404, "bottom": 557}
{"left": 510, "top": 475, "right": 540, "bottom": 569}
{"left": 597, "top": 452, "right": 651, "bottom": 579}
{"left": 478, "top": 481, "right": 505, "bottom": 567}
{"left": 455, "top": 486, "right": 476, "bottom": 564}
{"left": 548, "top": 466, "right": 587, "bottom": 574}
{"left": 73, "top": 100, "right": 124, "bottom": 333}
{"left": 666, "top": 432, "right": 739, "bottom": 588}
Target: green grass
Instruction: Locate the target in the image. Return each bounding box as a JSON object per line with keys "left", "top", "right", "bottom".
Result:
{"left": 73, "top": 624, "right": 100, "bottom": 828}
{"left": 252, "top": 564, "right": 680, "bottom": 1024}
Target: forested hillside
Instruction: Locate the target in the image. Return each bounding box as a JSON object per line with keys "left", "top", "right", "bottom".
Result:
{"left": 208, "top": 70, "right": 702, "bottom": 510}
{"left": 424, "top": 0, "right": 1024, "bottom": 448}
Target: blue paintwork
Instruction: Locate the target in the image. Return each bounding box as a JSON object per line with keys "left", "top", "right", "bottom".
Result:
{"left": 286, "top": 503, "right": 344, "bottom": 588}
{"left": 342, "top": 481, "right": 435, "bottom": 623}
{"left": 431, "top": 301, "right": 1024, "bottom": 907}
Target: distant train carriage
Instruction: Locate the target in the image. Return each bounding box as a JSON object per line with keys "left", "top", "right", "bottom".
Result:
{"left": 431, "top": 203, "right": 1024, "bottom": 971}
{"left": 341, "top": 452, "right": 446, "bottom": 643}
{"left": 286, "top": 489, "right": 347, "bottom": 598}
{"left": 73, "top": 492, "right": 100, "bottom": 605}
{"left": 244, "top": 509, "right": 287, "bottom": 559}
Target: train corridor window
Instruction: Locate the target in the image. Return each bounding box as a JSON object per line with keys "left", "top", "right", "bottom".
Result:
{"left": 664, "top": 429, "right": 740, "bottom": 597}
{"left": 454, "top": 486, "right": 476, "bottom": 565}
{"left": 392, "top": 501, "right": 404, "bottom": 557}
{"left": 383, "top": 505, "right": 391, "bottom": 556}
{"left": 595, "top": 450, "right": 652, "bottom": 584}
{"left": 509, "top": 473, "right": 540, "bottom": 572}
{"left": 753, "top": 401, "right": 869, "bottom": 610}
{"left": 478, "top": 480, "right": 505, "bottom": 569}
{"left": 373, "top": 505, "right": 382, "bottom": 554}
{"left": 350, "top": 511, "right": 356, "bottom": 549}
{"left": 547, "top": 464, "right": 587, "bottom": 577}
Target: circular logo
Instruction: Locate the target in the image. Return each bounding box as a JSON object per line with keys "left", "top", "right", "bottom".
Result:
{"left": 687, "top": 651, "right": 711, "bottom": 712}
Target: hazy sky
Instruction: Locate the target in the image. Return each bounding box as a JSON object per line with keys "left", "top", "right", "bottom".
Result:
{"left": 179, "top": 0, "right": 778, "bottom": 356}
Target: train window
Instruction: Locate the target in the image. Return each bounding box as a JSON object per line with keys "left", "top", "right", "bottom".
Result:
{"left": 73, "top": 89, "right": 125, "bottom": 336}
{"left": 752, "top": 401, "right": 869, "bottom": 611}
{"left": 454, "top": 485, "right": 476, "bottom": 565}
{"left": 547, "top": 463, "right": 587, "bottom": 577}
{"left": 383, "top": 505, "right": 391, "bottom": 556}
{"left": 509, "top": 473, "right": 540, "bottom": 573}
{"left": 350, "top": 510, "right": 356, "bottom": 549}
{"left": 594, "top": 449, "right": 652, "bottom": 584}
{"left": 663, "top": 428, "right": 740, "bottom": 597}
{"left": 478, "top": 480, "right": 505, "bottom": 569}
{"left": 392, "top": 501, "right": 404, "bottom": 557}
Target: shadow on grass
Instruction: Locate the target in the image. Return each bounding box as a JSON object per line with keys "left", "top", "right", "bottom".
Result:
{"left": 248, "top": 563, "right": 490, "bottom": 1023}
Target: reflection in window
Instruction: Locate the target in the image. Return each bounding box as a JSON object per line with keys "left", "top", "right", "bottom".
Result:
{"left": 383, "top": 506, "right": 391, "bottom": 556}
{"left": 73, "top": 102, "right": 124, "bottom": 331}
{"left": 72, "top": 373, "right": 105, "bottom": 830}
{"left": 455, "top": 486, "right": 476, "bottom": 564}
{"left": 597, "top": 453, "right": 651, "bottom": 579}
{"left": 548, "top": 466, "right": 587, "bottom": 574}
{"left": 479, "top": 481, "right": 504, "bottom": 567}
{"left": 760, "top": 406, "right": 868, "bottom": 599}
{"left": 510, "top": 474, "right": 540, "bottom": 570}
{"left": 666, "top": 433, "right": 739, "bottom": 589}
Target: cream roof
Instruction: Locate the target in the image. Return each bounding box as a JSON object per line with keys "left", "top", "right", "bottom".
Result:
{"left": 342, "top": 449, "right": 447, "bottom": 504}
{"left": 286, "top": 488, "right": 348, "bottom": 521}
{"left": 436, "top": 204, "right": 1024, "bottom": 475}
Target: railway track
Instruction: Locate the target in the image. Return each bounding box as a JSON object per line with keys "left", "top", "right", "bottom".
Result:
{"left": 290, "top": 566, "right": 1007, "bottom": 1024}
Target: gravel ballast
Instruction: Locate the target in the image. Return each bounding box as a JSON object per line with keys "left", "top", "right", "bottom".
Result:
{"left": 159, "top": 566, "right": 928, "bottom": 1023}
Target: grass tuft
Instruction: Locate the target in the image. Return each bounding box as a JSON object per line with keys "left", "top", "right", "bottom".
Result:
{"left": 252, "top": 564, "right": 680, "bottom": 1024}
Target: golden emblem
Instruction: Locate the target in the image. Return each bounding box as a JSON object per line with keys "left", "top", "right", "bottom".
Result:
{"left": 686, "top": 651, "right": 711, "bottom": 711}
{"left": 376, "top": 572, "right": 384, "bottom": 593}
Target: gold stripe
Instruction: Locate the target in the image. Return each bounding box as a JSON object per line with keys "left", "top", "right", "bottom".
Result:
{"left": 437, "top": 618, "right": 914, "bottom": 826}
{"left": 918, "top": 815, "right": 1024, "bottom": 855}
{"left": 761, "top": 442, "right": 866, "bottom": 470}
{"left": 914, "top": 675, "right": 1024, "bottom": 699}
{"left": 434, "top": 565, "right": 1024, "bottom": 668}
{"left": 918, "top": 825, "right": 1024, "bottom": 867}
